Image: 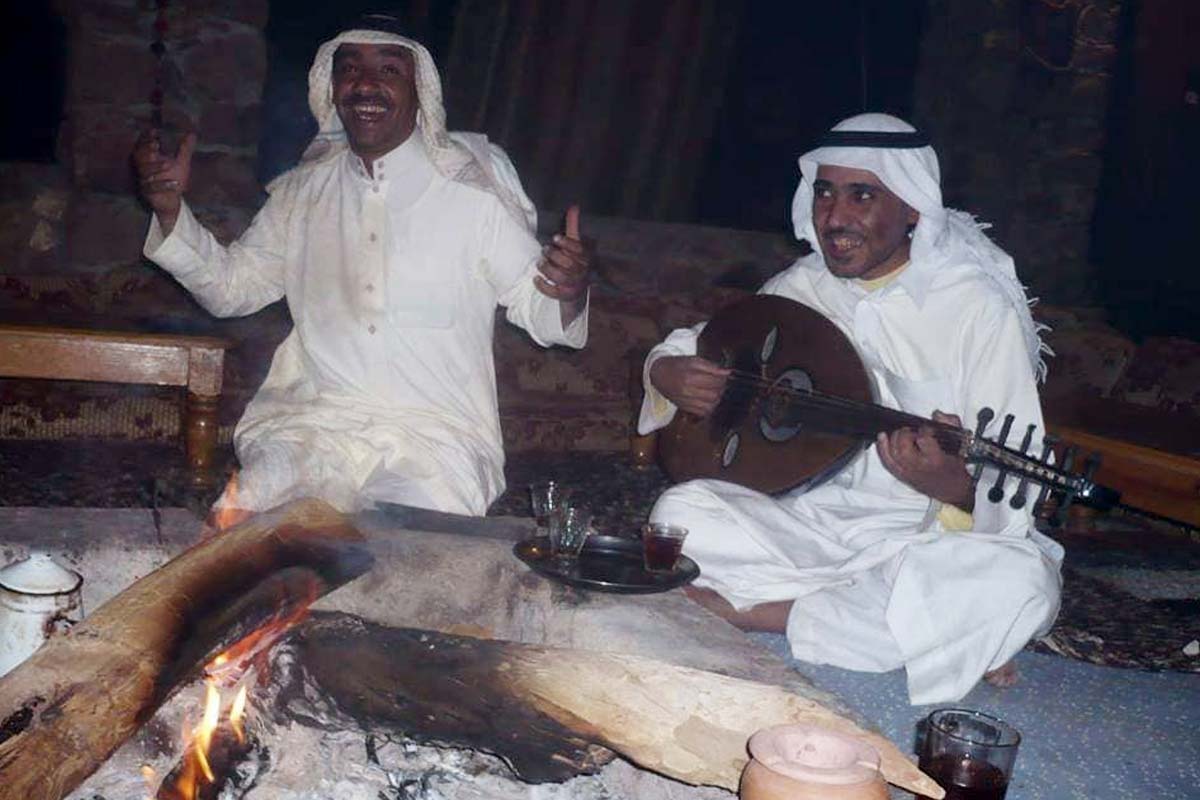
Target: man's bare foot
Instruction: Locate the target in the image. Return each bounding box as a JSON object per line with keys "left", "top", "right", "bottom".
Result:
{"left": 683, "top": 585, "right": 791, "bottom": 633}
{"left": 983, "top": 661, "right": 1019, "bottom": 688}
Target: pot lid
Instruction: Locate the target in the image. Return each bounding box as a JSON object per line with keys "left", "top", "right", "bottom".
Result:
{"left": 748, "top": 723, "right": 882, "bottom": 786}
{"left": 0, "top": 553, "right": 82, "bottom": 595}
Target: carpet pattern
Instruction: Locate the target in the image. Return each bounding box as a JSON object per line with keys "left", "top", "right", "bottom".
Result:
{"left": 2, "top": 441, "right": 1197, "bottom": 673}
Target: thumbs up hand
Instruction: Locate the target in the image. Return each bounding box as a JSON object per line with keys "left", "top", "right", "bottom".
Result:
{"left": 535, "top": 204, "right": 591, "bottom": 325}
{"left": 132, "top": 128, "right": 197, "bottom": 234}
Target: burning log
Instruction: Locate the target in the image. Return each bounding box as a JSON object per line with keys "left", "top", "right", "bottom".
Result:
{"left": 0, "top": 499, "right": 371, "bottom": 800}
{"left": 292, "top": 613, "right": 944, "bottom": 798}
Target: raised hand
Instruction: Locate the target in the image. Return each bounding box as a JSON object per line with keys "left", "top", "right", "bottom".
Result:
{"left": 876, "top": 410, "right": 975, "bottom": 510}
{"left": 131, "top": 129, "right": 197, "bottom": 234}
{"left": 649, "top": 355, "right": 731, "bottom": 418}
{"left": 535, "top": 205, "right": 591, "bottom": 325}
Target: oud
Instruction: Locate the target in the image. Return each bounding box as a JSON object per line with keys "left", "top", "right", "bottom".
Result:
{"left": 657, "top": 295, "right": 1120, "bottom": 521}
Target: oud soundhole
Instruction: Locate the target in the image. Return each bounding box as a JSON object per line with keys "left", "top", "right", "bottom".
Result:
{"left": 721, "top": 431, "right": 740, "bottom": 468}
{"left": 759, "top": 367, "right": 812, "bottom": 443}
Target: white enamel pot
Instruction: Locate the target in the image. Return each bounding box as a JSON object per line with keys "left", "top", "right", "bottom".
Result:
{"left": 0, "top": 553, "right": 83, "bottom": 677}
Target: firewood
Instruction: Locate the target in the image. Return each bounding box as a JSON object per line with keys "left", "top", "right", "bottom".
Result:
{"left": 0, "top": 499, "right": 371, "bottom": 800}
{"left": 293, "top": 613, "right": 944, "bottom": 799}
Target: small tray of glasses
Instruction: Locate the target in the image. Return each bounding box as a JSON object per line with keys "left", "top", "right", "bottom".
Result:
{"left": 513, "top": 534, "right": 699, "bottom": 594}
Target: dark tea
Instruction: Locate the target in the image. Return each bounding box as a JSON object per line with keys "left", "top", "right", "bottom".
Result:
{"left": 643, "top": 531, "right": 684, "bottom": 572}
{"left": 919, "top": 755, "right": 1009, "bottom": 800}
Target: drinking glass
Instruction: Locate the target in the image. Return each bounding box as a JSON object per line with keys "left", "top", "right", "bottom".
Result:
{"left": 641, "top": 522, "right": 688, "bottom": 573}
{"left": 918, "top": 708, "right": 1020, "bottom": 800}
{"left": 529, "top": 481, "right": 567, "bottom": 530}
{"left": 548, "top": 504, "right": 592, "bottom": 563}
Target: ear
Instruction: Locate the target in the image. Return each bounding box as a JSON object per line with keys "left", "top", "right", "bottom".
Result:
{"left": 905, "top": 206, "right": 920, "bottom": 227}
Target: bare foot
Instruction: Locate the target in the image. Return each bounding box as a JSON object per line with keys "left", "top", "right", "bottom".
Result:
{"left": 683, "top": 586, "right": 791, "bottom": 633}
{"left": 983, "top": 661, "right": 1019, "bottom": 688}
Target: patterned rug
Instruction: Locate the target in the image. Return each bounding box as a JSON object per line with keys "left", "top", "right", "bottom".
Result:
{"left": 2, "top": 441, "right": 1196, "bottom": 673}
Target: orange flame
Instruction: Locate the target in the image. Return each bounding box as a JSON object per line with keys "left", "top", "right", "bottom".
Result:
{"left": 207, "top": 470, "right": 252, "bottom": 533}
{"left": 156, "top": 575, "right": 319, "bottom": 798}
{"left": 230, "top": 685, "right": 248, "bottom": 744}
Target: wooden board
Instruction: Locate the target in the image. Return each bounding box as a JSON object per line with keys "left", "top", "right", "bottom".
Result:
{"left": 1048, "top": 422, "right": 1200, "bottom": 527}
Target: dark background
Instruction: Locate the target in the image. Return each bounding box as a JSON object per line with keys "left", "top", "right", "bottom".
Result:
{"left": 1, "top": 1, "right": 1196, "bottom": 340}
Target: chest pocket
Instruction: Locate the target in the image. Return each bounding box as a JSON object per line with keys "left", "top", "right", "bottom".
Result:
{"left": 388, "top": 277, "right": 459, "bottom": 330}
{"left": 880, "top": 367, "right": 957, "bottom": 419}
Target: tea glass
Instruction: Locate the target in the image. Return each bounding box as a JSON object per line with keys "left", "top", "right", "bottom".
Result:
{"left": 642, "top": 522, "right": 688, "bottom": 573}
{"left": 548, "top": 504, "right": 593, "bottom": 564}
{"left": 529, "top": 481, "right": 568, "bottom": 531}
{"left": 917, "top": 708, "right": 1020, "bottom": 800}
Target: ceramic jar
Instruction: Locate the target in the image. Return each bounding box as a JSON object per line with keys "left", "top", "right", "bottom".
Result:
{"left": 0, "top": 553, "right": 83, "bottom": 677}
{"left": 740, "top": 723, "right": 890, "bottom": 800}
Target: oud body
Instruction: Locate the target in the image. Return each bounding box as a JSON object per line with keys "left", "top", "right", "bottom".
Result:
{"left": 658, "top": 294, "right": 877, "bottom": 495}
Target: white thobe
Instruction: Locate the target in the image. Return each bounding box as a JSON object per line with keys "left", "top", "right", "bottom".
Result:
{"left": 639, "top": 255, "right": 1063, "bottom": 704}
{"left": 145, "top": 135, "right": 587, "bottom": 515}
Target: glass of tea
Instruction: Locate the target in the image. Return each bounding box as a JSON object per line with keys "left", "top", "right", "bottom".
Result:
{"left": 529, "top": 481, "right": 568, "bottom": 530}
{"left": 918, "top": 708, "right": 1020, "bottom": 800}
{"left": 641, "top": 522, "right": 688, "bottom": 573}
{"left": 548, "top": 504, "right": 592, "bottom": 564}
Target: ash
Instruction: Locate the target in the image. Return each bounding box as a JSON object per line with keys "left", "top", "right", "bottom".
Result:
{"left": 67, "top": 641, "right": 730, "bottom": 800}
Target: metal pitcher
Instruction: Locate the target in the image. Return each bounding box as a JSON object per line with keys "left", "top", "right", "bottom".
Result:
{"left": 0, "top": 552, "right": 83, "bottom": 677}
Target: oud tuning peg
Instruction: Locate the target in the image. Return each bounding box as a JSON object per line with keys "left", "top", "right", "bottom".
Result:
{"left": 970, "top": 407, "right": 995, "bottom": 483}
{"left": 1034, "top": 434, "right": 1059, "bottom": 511}
{"left": 986, "top": 414, "right": 1016, "bottom": 503}
{"left": 1008, "top": 424, "right": 1038, "bottom": 509}
{"left": 1048, "top": 445, "right": 1080, "bottom": 528}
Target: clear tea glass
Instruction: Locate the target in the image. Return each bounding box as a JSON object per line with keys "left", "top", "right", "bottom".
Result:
{"left": 529, "top": 481, "right": 568, "bottom": 530}
{"left": 918, "top": 708, "right": 1020, "bottom": 800}
{"left": 642, "top": 522, "right": 688, "bottom": 573}
{"left": 548, "top": 504, "right": 592, "bottom": 563}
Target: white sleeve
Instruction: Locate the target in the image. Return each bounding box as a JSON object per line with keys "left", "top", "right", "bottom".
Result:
{"left": 637, "top": 321, "right": 706, "bottom": 435}
{"left": 143, "top": 196, "right": 287, "bottom": 318}
{"left": 954, "top": 300, "right": 1046, "bottom": 535}
{"left": 483, "top": 198, "right": 588, "bottom": 350}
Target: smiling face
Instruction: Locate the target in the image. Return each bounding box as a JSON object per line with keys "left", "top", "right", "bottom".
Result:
{"left": 812, "top": 164, "right": 919, "bottom": 281}
{"left": 331, "top": 43, "right": 418, "bottom": 162}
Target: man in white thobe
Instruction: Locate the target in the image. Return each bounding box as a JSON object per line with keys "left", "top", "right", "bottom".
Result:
{"left": 132, "top": 15, "right": 590, "bottom": 517}
{"left": 640, "top": 113, "right": 1063, "bottom": 704}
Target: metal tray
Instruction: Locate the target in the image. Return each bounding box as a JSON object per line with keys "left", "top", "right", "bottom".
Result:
{"left": 513, "top": 534, "right": 699, "bottom": 594}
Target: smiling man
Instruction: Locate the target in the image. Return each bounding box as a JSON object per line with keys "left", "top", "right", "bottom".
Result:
{"left": 132, "top": 14, "right": 591, "bottom": 518}
{"left": 639, "top": 113, "right": 1062, "bottom": 705}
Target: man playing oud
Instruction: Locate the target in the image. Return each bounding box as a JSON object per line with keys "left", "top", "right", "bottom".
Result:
{"left": 639, "top": 113, "right": 1062, "bottom": 704}
{"left": 133, "top": 14, "right": 590, "bottom": 518}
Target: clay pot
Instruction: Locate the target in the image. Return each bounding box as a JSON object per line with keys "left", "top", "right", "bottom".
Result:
{"left": 740, "top": 723, "right": 890, "bottom": 800}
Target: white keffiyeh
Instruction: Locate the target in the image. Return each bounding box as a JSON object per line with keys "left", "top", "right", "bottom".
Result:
{"left": 791, "top": 113, "right": 1050, "bottom": 380}
{"left": 292, "top": 28, "right": 537, "bottom": 232}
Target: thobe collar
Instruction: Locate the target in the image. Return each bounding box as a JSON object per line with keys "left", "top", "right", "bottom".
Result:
{"left": 349, "top": 132, "right": 434, "bottom": 184}
{"left": 859, "top": 256, "right": 936, "bottom": 307}
{"left": 801, "top": 247, "right": 937, "bottom": 307}
{"left": 349, "top": 132, "right": 437, "bottom": 209}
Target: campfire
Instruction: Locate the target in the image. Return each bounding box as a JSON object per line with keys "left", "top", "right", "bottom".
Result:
{"left": 152, "top": 583, "right": 313, "bottom": 800}
{"left": 0, "top": 500, "right": 943, "bottom": 800}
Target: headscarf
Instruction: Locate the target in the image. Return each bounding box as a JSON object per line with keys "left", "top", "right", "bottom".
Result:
{"left": 291, "top": 25, "right": 537, "bottom": 231}
{"left": 791, "top": 113, "right": 1050, "bottom": 381}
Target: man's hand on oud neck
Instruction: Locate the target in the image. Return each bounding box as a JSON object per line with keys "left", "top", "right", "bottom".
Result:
{"left": 132, "top": 129, "right": 197, "bottom": 236}
{"left": 535, "top": 205, "right": 592, "bottom": 327}
{"left": 876, "top": 410, "right": 975, "bottom": 510}
{"left": 649, "top": 356, "right": 731, "bottom": 418}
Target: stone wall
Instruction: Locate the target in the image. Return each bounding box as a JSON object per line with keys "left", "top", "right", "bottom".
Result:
{"left": 0, "top": 0, "right": 278, "bottom": 445}
{"left": 914, "top": 0, "right": 1123, "bottom": 306}
{"left": 2, "top": 0, "right": 269, "bottom": 297}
